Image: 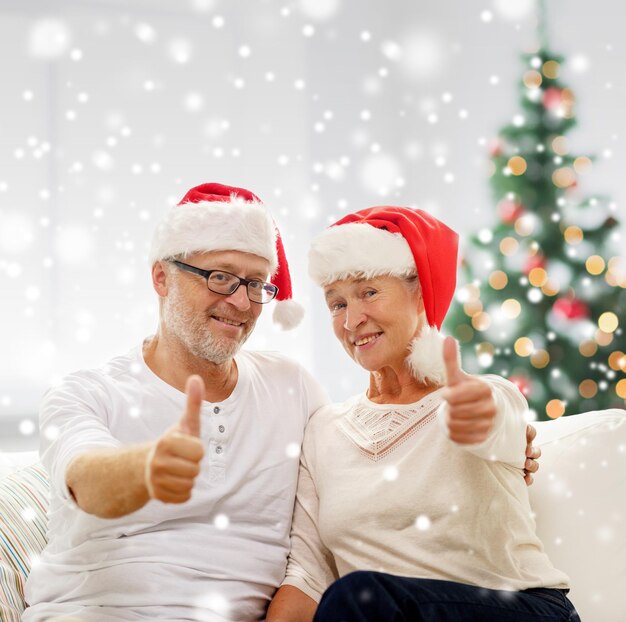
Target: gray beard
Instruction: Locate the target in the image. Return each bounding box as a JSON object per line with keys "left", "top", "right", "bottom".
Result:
{"left": 162, "top": 285, "right": 255, "bottom": 364}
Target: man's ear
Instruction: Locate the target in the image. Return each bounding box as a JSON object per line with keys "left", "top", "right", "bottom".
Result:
{"left": 152, "top": 261, "right": 169, "bottom": 297}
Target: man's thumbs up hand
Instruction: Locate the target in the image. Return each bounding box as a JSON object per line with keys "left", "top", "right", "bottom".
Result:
{"left": 144, "top": 375, "right": 205, "bottom": 503}
{"left": 178, "top": 375, "right": 203, "bottom": 437}
{"left": 441, "top": 336, "right": 497, "bottom": 445}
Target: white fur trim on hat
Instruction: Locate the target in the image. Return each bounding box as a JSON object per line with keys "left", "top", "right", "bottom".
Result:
{"left": 308, "top": 222, "right": 415, "bottom": 286}
{"left": 272, "top": 299, "right": 305, "bottom": 330}
{"left": 149, "top": 197, "right": 278, "bottom": 273}
{"left": 406, "top": 323, "right": 448, "bottom": 386}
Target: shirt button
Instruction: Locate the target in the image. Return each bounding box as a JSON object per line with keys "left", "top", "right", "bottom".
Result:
{"left": 218, "top": 425, "right": 225, "bottom": 433}
{"left": 215, "top": 446, "right": 223, "bottom": 454}
{"left": 213, "top": 406, "right": 220, "bottom": 414}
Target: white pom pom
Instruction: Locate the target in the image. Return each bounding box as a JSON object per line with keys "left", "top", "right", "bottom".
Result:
{"left": 272, "top": 299, "right": 304, "bottom": 330}
{"left": 406, "top": 324, "right": 447, "bottom": 385}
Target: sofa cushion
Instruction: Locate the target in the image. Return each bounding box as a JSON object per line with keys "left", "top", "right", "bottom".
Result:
{"left": 0, "top": 463, "right": 49, "bottom": 621}
{"left": 531, "top": 409, "right": 626, "bottom": 622}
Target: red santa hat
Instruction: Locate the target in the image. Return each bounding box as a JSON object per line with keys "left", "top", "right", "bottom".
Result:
{"left": 149, "top": 182, "right": 303, "bottom": 330}
{"left": 308, "top": 206, "right": 459, "bottom": 384}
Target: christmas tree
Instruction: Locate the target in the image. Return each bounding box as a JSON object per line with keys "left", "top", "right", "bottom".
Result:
{"left": 444, "top": 5, "right": 626, "bottom": 420}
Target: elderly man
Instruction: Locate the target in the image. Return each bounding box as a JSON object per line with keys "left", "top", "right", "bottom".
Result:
{"left": 23, "top": 183, "right": 329, "bottom": 622}
{"left": 23, "top": 183, "right": 538, "bottom": 622}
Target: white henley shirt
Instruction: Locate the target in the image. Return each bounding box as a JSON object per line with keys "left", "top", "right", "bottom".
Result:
{"left": 24, "top": 344, "right": 329, "bottom": 622}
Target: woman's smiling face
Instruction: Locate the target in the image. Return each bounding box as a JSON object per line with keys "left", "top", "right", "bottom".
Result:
{"left": 323, "top": 274, "right": 425, "bottom": 373}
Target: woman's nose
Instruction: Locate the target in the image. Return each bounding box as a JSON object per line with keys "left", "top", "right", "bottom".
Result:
{"left": 343, "top": 305, "right": 366, "bottom": 331}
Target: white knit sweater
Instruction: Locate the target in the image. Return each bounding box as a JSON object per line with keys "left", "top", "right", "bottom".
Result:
{"left": 282, "top": 375, "right": 569, "bottom": 601}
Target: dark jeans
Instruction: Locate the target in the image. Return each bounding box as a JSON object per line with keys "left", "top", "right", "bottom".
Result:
{"left": 313, "top": 571, "right": 581, "bottom": 622}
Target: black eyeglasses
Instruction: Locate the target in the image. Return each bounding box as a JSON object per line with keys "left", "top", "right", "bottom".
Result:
{"left": 170, "top": 260, "right": 278, "bottom": 304}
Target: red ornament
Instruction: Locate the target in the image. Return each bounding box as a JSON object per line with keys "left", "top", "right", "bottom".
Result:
{"left": 552, "top": 297, "right": 590, "bottom": 320}
{"left": 509, "top": 375, "right": 530, "bottom": 396}
{"left": 543, "top": 87, "right": 563, "bottom": 111}
{"left": 497, "top": 198, "right": 525, "bottom": 224}
{"left": 489, "top": 139, "right": 504, "bottom": 157}
{"left": 523, "top": 254, "right": 546, "bottom": 275}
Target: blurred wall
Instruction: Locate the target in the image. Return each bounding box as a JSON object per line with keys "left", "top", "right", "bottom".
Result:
{"left": 0, "top": 0, "right": 624, "bottom": 449}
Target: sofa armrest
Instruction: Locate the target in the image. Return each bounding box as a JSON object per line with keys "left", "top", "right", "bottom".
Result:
{"left": 530, "top": 409, "right": 626, "bottom": 622}
{"left": 0, "top": 462, "right": 49, "bottom": 619}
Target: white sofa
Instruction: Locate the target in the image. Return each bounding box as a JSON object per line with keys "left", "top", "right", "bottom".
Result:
{"left": 0, "top": 409, "right": 624, "bottom": 620}
{"left": 527, "top": 409, "right": 626, "bottom": 620}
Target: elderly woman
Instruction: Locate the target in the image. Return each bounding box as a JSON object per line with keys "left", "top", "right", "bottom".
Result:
{"left": 267, "top": 207, "right": 579, "bottom": 621}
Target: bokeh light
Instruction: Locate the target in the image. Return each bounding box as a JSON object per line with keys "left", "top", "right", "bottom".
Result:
{"left": 546, "top": 399, "right": 565, "bottom": 419}
{"left": 488, "top": 270, "right": 508, "bottom": 290}
{"left": 578, "top": 379, "right": 598, "bottom": 399}
{"left": 598, "top": 312, "right": 619, "bottom": 333}
{"left": 514, "top": 337, "right": 534, "bottom": 357}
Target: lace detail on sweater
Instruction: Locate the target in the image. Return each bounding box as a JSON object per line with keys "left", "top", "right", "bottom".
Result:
{"left": 336, "top": 394, "right": 441, "bottom": 461}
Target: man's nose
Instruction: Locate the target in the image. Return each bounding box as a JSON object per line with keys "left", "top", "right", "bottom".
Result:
{"left": 225, "top": 283, "right": 251, "bottom": 310}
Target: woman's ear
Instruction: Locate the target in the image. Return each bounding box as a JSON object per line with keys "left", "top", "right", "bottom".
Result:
{"left": 152, "top": 261, "right": 169, "bottom": 297}
{"left": 415, "top": 288, "right": 425, "bottom": 314}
